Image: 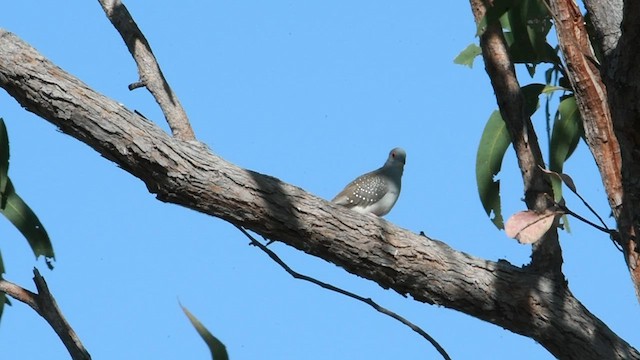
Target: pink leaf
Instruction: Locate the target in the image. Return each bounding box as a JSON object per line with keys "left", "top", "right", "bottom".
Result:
{"left": 505, "top": 210, "right": 557, "bottom": 244}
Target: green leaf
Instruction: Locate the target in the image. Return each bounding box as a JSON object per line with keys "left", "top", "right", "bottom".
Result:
{"left": 476, "top": 110, "right": 512, "bottom": 229}
{"left": 521, "top": 83, "right": 546, "bottom": 117}
{"left": 541, "top": 85, "right": 565, "bottom": 94}
{"left": 0, "top": 178, "right": 54, "bottom": 268}
{"left": 549, "top": 96, "right": 582, "bottom": 201}
{"left": 0, "top": 295, "right": 5, "bottom": 324}
{"left": 454, "top": 43, "right": 482, "bottom": 68}
{"left": 508, "top": 4, "right": 536, "bottom": 63}
{"left": 0, "top": 118, "right": 9, "bottom": 206}
{"left": 505, "top": 0, "right": 558, "bottom": 71}
{"left": 181, "top": 303, "right": 229, "bottom": 360}
{"left": 0, "top": 248, "right": 4, "bottom": 279}
{"left": 559, "top": 76, "right": 572, "bottom": 89}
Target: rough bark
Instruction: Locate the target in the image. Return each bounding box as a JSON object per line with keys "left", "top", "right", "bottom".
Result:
{"left": 550, "top": 0, "right": 640, "bottom": 299}
{"left": 0, "top": 269, "right": 91, "bottom": 360}
{"left": 0, "top": 29, "right": 638, "bottom": 360}
{"left": 597, "top": 0, "right": 640, "bottom": 295}
{"left": 583, "top": 0, "right": 623, "bottom": 57}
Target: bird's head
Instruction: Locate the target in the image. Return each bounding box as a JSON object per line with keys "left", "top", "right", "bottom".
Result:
{"left": 386, "top": 147, "right": 406, "bottom": 167}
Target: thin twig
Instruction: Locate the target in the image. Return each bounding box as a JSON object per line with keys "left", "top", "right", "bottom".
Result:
{"left": 235, "top": 225, "right": 452, "bottom": 360}
{"left": 538, "top": 166, "right": 620, "bottom": 250}
{"left": 560, "top": 205, "right": 611, "bottom": 234}
{"left": 0, "top": 269, "right": 91, "bottom": 360}
{"left": 97, "top": 0, "right": 195, "bottom": 141}
{"left": 563, "top": 186, "right": 622, "bottom": 251}
{"left": 539, "top": 165, "right": 611, "bottom": 231}
{"left": 0, "top": 278, "right": 38, "bottom": 310}
{"left": 559, "top": 205, "right": 623, "bottom": 252}
{"left": 565, "top": 183, "right": 610, "bottom": 231}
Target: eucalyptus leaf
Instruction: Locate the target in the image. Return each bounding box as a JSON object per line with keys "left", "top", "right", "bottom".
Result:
{"left": 181, "top": 304, "right": 229, "bottom": 360}
{"left": 521, "top": 83, "right": 546, "bottom": 117}
{"left": 0, "top": 178, "right": 54, "bottom": 268}
{"left": 454, "top": 43, "right": 482, "bottom": 68}
{"left": 0, "top": 118, "right": 9, "bottom": 205}
{"left": 476, "top": 110, "right": 512, "bottom": 229}
{"left": 549, "top": 96, "right": 582, "bottom": 201}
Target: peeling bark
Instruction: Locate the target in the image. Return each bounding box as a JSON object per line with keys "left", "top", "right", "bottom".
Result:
{"left": 599, "top": 0, "right": 640, "bottom": 297}
{"left": 550, "top": 0, "right": 640, "bottom": 300}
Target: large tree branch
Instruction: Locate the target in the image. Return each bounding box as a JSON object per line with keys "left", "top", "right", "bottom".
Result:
{"left": 0, "top": 29, "right": 637, "bottom": 360}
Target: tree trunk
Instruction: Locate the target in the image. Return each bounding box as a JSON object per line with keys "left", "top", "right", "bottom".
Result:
{"left": 551, "top": 0, "right": 640, "bottom": 299}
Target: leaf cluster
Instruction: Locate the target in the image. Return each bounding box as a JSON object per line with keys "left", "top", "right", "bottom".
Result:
{"left": 456, "top": 0, "right": 584, "bottom": 231}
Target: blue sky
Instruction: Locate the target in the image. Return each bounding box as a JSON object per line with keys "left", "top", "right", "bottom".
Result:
{"left": 0, "top": 1, "right": 637, "bottom": 359}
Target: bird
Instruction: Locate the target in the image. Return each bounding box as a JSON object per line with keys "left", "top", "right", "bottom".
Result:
{"left": 332, "top": 147, "right": 406, "bottom": 216}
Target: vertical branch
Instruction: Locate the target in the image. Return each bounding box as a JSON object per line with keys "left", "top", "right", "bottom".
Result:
{"left": 546, "top": 0, "right": 640, "bottom": 299}
{"left": 585, "top": 0, "right": 640, "bottom": 299}
{"left": 469, "top": 0, "right": 561, "bottom": 274}
{"left": 547, "top": 0, "right": 622, "bottom": 215}
{"left": 98, "top": 0, "right": 196, "bottom": 141}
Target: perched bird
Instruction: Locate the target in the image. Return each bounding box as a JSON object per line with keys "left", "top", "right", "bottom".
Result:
{"left": 332, "top": 147, "right": 406, "bottom": 216}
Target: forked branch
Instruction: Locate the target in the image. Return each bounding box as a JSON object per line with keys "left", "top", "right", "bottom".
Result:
{"left": 0, "top": 269, "right": 91, "bottom": 360}
{"left": 98, "top": 0, "right": 195, "bottom": 141}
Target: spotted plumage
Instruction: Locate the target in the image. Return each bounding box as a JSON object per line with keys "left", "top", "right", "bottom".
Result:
{"left": 332, "top": 147, "right": 406, "bottom": 216}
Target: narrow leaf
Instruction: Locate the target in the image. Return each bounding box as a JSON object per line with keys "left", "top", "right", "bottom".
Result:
{"left": 550, "top": 96, "right": 582, "bottom": 166}
{"left": 549, "top": 96, "right": 582, "bottom": 201}
{"left": 521, "top": 83, "right": 546, "bottom": 117}
{"left": 0, "top": 178, "right": 54, "bottom": 268}
{"left": 0, "top": 248, "right": 4, "bottom": 279}
{"left": 541, "top": 85, "right": 565, "bottom": 94}
{"left": 507, "top": 3, "right": 536, "bottom": 64}
{"left": 0, "top": 118, "right": 9, "bottom": 204}
{"left": 0, "top": 293, "right": 5, "bottom": 324}
{"left": 539, "top": 167, "right": 578, "bottom": 194}
{"left": 181, "top": 303, "right": 229, "bottom": 360}
{"left": 454, "top": 44, "right": 482, "bottom": 68}
{"left": 476, "top": 110, "right": 512, "bottom": 229}
{"left": 559, "top": 173, "right": 577, "bottom": 193}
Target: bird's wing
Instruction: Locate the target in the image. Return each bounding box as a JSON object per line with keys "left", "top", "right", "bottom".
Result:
{"left": 331, "top": 172, "right": 388, "bottom": 208}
